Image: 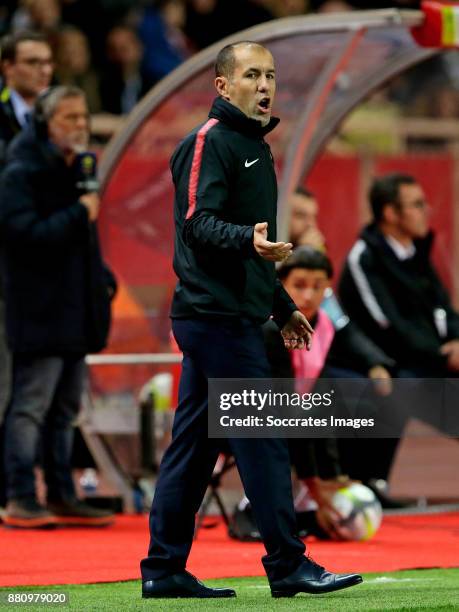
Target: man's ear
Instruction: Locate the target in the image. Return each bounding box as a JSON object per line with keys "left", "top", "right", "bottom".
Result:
{"left": 215, "top": 75, "right": 230, "bottom": 100}
{"left": 1, "top": 60, "right": 13, "bottom": 81}
{"left": 382, "top": 203, "right": 399, "bottom": 224}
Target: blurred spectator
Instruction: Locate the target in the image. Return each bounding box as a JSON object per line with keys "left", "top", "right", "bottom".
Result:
{"left": 270, "top": 0, "right": 309, "bottom": 17}
{"left": 10, "top": 0, "right": 62, "bottom": 36}
{"left": 317, "top": 0, "right": 353, "bottom": 12}
{"left": 185, "top": 0, "right": 274, "bottom": 51}
{"left": 223, "top": 0, "right": 274, "bottom": 36}
{"left": 54, "top": 26, "right": 101, "bottom": 113}
{"left": 185, "top": 0, "right": 229, "bottom": 50}
{"left": 101, "top": 25, "right": 153, "bottom": 114}
{"left": 0, "top": 30, "right": 54, "bottom": 511}
{"left": 0, "top": 85, "right": 116, "bottom": 528}
{"left": 137, "top": 0, "right": 190, "bottom": 84}
{"left": 60, "top": 0, "right": 114, "bottom": 72}
{"left": 0, "top": 31, "right": 53, "bottom": 153}
{"left": 289, "top": 188, "right": 326, "bottom": 250}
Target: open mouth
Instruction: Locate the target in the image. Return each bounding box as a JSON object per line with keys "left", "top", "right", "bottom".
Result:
{"left": 257, "top": 97, "right": 271, "bottom": 113}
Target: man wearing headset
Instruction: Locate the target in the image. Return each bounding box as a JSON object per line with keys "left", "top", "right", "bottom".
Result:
{"left": 0, "top": 86, "right": 115, "bottom": 528}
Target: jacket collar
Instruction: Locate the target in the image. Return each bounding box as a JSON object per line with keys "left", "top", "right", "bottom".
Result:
{"left": 208, "top": 96, "right": 279, "bottom": 138}
{"left": 361, "top": 222, "right": 434, "bottom": 261}
{"left": 7, "top": 122, "right": 68, "bottom": 172}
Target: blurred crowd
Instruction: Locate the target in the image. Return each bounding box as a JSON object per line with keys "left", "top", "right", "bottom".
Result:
{"left": 4, "top": 0, "right": 458, "bottom": 121}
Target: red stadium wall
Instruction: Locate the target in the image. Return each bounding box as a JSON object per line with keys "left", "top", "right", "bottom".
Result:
{"left": 307, "top": 152, "right": 458, "bottom": 301}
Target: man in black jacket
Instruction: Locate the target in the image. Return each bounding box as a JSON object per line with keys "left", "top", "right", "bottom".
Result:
{"left": 0, "top": 31, "right": 54, "bottom": 509}
{"left": 0, "top": 85, "right": 115, "bottom": 528}
{"left": 339, "top": 173, "right": 459, "bottom": 484}
{"left": 0, "top": 32, "right": 53, "bottom": 168}
{"left": 140, "top": 41, "right": 362, "bottom": 600}
{"left": 340, "top": 173, "right": 459, "bottom": 377}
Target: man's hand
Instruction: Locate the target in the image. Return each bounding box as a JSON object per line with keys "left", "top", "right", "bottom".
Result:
{"left": 253, "top": 222, "right": 292, "bottom": 262}
{"left": 305, "top": 476, "right": 344, "bottom": 538}
{"left": 281, "top": 310, "right": 313, "bottom": 350}
{"left": 80, "top": 193, "right": 100, "bottom": 222}
{"left": 368, "top": 365, "right": 393, "bottom": 396}
{"left": 440, "top": 339, "right": 459, "bottom": 371}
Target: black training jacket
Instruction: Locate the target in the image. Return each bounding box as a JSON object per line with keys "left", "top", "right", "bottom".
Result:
{"left": 170, "top": 96, "right": 296, "bottom": 327}
{"left": 339, "top": 223, "right": 459, "bottom": 371}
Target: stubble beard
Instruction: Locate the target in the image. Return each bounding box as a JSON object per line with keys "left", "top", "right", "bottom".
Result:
{"left": 249, "top": 112, "right": 270, "bottom": 127}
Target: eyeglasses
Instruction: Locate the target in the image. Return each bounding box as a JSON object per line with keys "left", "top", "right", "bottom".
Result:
{"left": 397, "top": 199, "right": 429, "bottom": 211}
{"left": 17, "top": 58, "right": 55, "bottom": 69}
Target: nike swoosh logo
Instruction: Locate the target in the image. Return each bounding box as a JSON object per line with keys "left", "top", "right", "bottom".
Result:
{"left": 245, "top": 158, "right": 259, "bottom": 168}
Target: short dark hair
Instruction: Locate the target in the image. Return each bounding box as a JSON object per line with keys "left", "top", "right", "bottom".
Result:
{"left": 369, "top": 173, "right": 417, "bottom": 223}
{"left": 215, "top": 41, "right": 266, "bottom": 79}
{"left": 295, "top": 186, "right": 315, "bottom": 199}
{"left": 0, "top": 31, "right": 49, "bottom": 64}
{"left": 278, "top": 246, "right": 333, "bottom": 280}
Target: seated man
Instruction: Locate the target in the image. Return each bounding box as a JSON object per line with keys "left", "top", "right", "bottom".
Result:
{"left": 338, "top": 173, "right": 459, "bottom": 479}
{"left": 340, "top": 172, "right": 459, "bottom": 377}
{"left": 230, "top": 247, "right": 395, "bottom": 541}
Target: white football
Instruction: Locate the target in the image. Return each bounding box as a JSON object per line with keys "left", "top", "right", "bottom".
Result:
{"left": 327, "top": 483, "right": 383, "bottom": 541}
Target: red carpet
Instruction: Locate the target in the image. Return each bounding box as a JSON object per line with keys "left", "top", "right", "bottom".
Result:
{"left": 1, "top": 513, "right": 458, "bottom": 587}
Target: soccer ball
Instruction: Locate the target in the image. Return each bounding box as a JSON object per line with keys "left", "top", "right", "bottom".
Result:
{"left": 327, "top": 483, "right": 382, "bottom": 541}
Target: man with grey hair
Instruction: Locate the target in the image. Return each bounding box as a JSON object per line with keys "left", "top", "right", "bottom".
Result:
{"left": 0, "top": 85, "right": 116, "bottom": 528}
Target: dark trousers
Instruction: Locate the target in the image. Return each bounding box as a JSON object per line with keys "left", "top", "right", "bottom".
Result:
{"left": 4, "top": 353, "right": 86, "bottom": 501}
{"left": 140, "top": 318, "right": 305, "bottom": 583}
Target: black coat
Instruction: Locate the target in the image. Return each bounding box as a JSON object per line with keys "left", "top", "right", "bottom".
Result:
{"left": 0, "top": 124, "right": 116, "bottom": 354}
{"left": 339, "top": 223, "right": 459, "bottom": 371}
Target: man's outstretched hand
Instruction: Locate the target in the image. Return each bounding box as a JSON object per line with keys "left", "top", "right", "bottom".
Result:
{"left": 281, "top": 310, "right": 313, "bottom": 350}
{"left": 253, "top": 222, "right": 292, "bottom": 262}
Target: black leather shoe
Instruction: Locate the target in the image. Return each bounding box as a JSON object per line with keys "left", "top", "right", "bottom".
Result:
{"left": 270, "top": 558, "right": 362, "bottom": 597}
{"left": 142, "top": 571, "right": 236, "bottom": 598}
